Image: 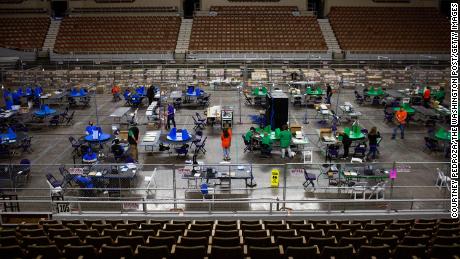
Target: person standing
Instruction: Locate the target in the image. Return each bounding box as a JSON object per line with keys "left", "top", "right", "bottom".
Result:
{"left": 167, "top": 103, "right": 176, "bottom": 129}
{"left": 147, "top": 85, "right": 155, "bottom": 105}
{"left": 366, "top": 127, "right": 381, "bottom": 160}
{"left": 392, "top": 106, "right": 407, "bottom": 139}
{"left": 326, "top": 84, "right": 333, "bottom": 104}
{"left": 340, "top": 132, "right": 352, "bottom": 158}
{"left": 221, "top": 128, "right": 232, "bottom": 161}
{"left": 279, "top": 124, "right": 293, "bottom": 158}
{"left": 423, "top": 86, "right": 431, "bottom": 107}
{"left": 128, "top": 125, "right": 139, "bottom": 161}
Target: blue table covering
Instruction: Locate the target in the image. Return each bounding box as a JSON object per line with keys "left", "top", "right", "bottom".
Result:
{"left": 84, "top": 133, "right": 111, "bottom": 142}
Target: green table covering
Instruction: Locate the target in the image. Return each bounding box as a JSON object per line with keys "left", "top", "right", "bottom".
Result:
{"left": 393, "top": 106, "right": 415, "bottom": 115}
{"left": 306, "top": 87, "right": 323, "bottom": 96}
{"left": 435, "top": 129, "right": 451, "bottom": 141}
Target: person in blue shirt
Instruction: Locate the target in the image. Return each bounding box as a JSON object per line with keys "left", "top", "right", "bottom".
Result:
{"left": 167, "top": 103, "right": 176, "bottom": 129}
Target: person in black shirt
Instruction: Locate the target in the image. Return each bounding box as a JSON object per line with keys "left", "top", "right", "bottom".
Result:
{"left": 128, "top": 126, "right": 139, "bottom": 161}
{"left": 340, "top": 132, "right": 352, "bottom": 158}
{"left": 147, "top": 85, "right": 156, "bottom": 105}
{"left": 326, "top": 84, "right": 332, "bottom": 104}
{"left": 366, "top": 127, "right": 381, "bottom": 160}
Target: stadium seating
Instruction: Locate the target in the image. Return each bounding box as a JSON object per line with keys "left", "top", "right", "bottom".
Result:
{"left": 209, "top": 6, "right": 298, "bottom": 15}
{"left": 0, "top": 17, "right": 50, "bottom": 51}
{"left": 329, "top": 7, "right": 450, "bottom": 52}
{"left": 71, "top": 6, "right": 179, "bottom": 14}
{"left": 0, "top": 218, "right": 458, "bottom": 258}
{"left": 54, "top": 16, "right": 181, "bottom": 54}
{"left": 189, "top": 15, "right": 327, "bottom": 52}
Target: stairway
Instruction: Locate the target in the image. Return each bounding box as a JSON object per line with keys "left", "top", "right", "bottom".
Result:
{"left": 317, "top": 19, "right": 341, "bottom": 53}
{"left": 175, "top": 19, "right": 193, "bottom": 55}
{"left": 42, "top": 19, "right": 61, "bottom": 52}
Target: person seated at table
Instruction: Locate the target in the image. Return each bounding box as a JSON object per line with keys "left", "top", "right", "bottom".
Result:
{"left": 244, "top": 127, "right": 256, "bottom": 143}
{"left": 111, "top": 138, "right": 128, "bottom": 157}
{"left": 423, "top": 86, "right": 431, "bottom": 107}
{"left": 260, "top": 133, "right": 272, "bottom": 157}
{"left": 434, "top": 87, "right": 446, "bottom": 104}
{"left": 366, "top": 127, "right": 381, "bottom": 161}
{"left": 279, "top": 124, "right": 293, "bottom": 159}
{"left": 339, "top": 132, "right": 352, "bottom": 158}
{"left": 85, "top": 121, "right": 97, "bottom": 135}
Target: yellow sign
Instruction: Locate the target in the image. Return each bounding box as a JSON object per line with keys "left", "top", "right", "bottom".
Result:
{"left": 271, "top": 169, "right": 280, "bottom": 187}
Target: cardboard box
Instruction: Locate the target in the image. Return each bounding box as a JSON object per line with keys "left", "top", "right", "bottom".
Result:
{"left": 146, "top": 123, "right": 159, "bottom": 130}
{"left": 119, "top": 130, "right": 129, "bottom": 141}
{"left": 290, "top": 124, "right": 301, "bottom": 134}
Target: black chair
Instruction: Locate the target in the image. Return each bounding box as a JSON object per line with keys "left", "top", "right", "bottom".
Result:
{"left": 136, "top": 245, "right": 170, "bottom": 259}
{"left": 243, "top": 230, "right": 268, "bottom": 238}
{"left": 194, "top": 136, "right": 207, "bottom": 155}
{"left": 22, "top": 236, "right": 51, "bottom": 247}
{"left": 321, "top": 245, "right": 354, "bottom": 259}
{"left": 192, "top": 115, "right": 205, "bottom": 131}
{"left": 75, "top": 229, "right": 99, "bottom": 240}
{"left": 117, "top": 235, "right": 145, "bottom": 249}
{"left": 433, "top": 235, "right": 460, "bottom": 245}
{"left": 299, "top": 229, "right": 324, "bottom": 240}
{"left": 116, "top": 223, "right": 138, "bottom": 231}
{"left": 85, "top": 236, "right": 113, "bottom": 249}
{"left": 20, "top": 228, "right": 45, "bottom": 237}
{"left": 271, "top": 229, "right": 297, "bottom": 238}
{"left": 178, "top": 236, "right": 208, "bottom": 247}
{"left": 172, "top": 245, "right": 207, "bottom": 259}
{"left": 83, "top": 219, "right": 104, "bottom": 227}
{"left": 0, "top": 245, "right": 26, "bottom": 259}
{"left": 209, "top": 245, "right": 244, "bottom": 259}
{"left": 371, "top": 236, "right": 399, "bottom": 250}
{"left": 217, "top": 220, "right": 238, "bottom": 225}
{"left": 0, "top": 229, "right": 16, "bottom": 237}
{"left": 103, "top": 229, "right": 128, "bottom": 240}
{"left": 393, "top": 245, "right": 425, "bottom": 259}
{"left": 242, "top": 135, "right": 252, "bottom": 153}
{"left": 341, "top": 223, "right": 362, "bottom": 233}
{"left": 48, "top": 228, "right": 73, "bottom": 240}
{"left": 358, "top": 245, "right": 391, "bottom": 259}
{"left": 290, "top": 223, "right": 313, "bottom": 231}
{"left": 240, "top": 224, "right": 263, "bottom": 231}
{"left": 189, "top": 224, "right": 212, "bottom": 231}
{"left": 438, "top": 222, "right": 460, "bottom": 229}
{"left": 131, "top": 230, "right": 156, "bottom": 240}
{"left": 100, "top": 245, "right": 133, "bottom": 259}
{"left": 285, "top": 245, "right": 319, "bottom": 259}
{"left": 140, "top": 223, "right": 162, "bottom": 231}
{"left": 246, "top": 246, "right": 282, "bottom": 259}
{"left": 105, "top": 219, "right": 125, "bottom": 227}
{"left": 429, "top": 244, "right": 460, "bottom": 259}
{"left": 185, "top": 230, "right": 211, "bottom": 237}
{"left": 147, "top": 236, "right": 177, "bottom": 249}
{"left": 211, "top": 236, "right": 241, "bottom": 247}
{"left": 401, "top": 235, "right": 430, "bottom": 246}
{"left": 339, "top": 236, "right": 368, "bottom": 250}
{"left": 381, "top": 229, "right": 405, "bottom": 240}
{"left": 213, "top": 230, "right": 240, "bottom": 237}
{"left": 66, "top": 223, "right": 88, "bottom": 233}
{"left": 27, "top": 244, "right": 62, "bottom": 259}
{"left": 54, "top": 236, "right": 81, "bottom": 250}
{"left": 437, "top": 227, "right": 460, "bottom": 236}
{"left": 354, "top": 229, "right": 379, "bottom": 240}
{"left": 244, "top": 236, "right": 272, "bottom": 246}
{"left": 364, "top": 223, "right": 386, "bottom": 233}
{"left": 215, "top": 224, "right": 238, "bottom": 230}
{"left": 276, "top": 236, "right": 305, "bottom": 248}
{"left": 0, "top": 236, "right": 18, "bottom": 246}
{"left": 327, "top": 229, "right": 351, "bottom": 241}
{"left": 307, "top": 237, "right": 336, "bottom": 251}
{"left": 63, "top": 245, "right": 98, "bottom": 259}
{"left": 157, "top": 230, "right": 183, "bottom": 238}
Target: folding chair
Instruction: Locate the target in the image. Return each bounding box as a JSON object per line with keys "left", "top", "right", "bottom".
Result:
{"left": 303, "top": 169, "right": 316, "bottom": 188}
{"left": 195, "top": 136, "right": 207, "bottom": 155}
{"left": 192, "top": 116, "right": 205, "bottom": 131}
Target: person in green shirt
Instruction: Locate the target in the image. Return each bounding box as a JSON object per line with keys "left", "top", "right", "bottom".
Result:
{"left": 260, "top": 132, "right": 272, "bottom": 157}
{"left": 244, "top": 127, "right": 256, "bottom": 142}
{"left": 435, "top": 87, "right": 446, "bottom": 104}
{"left": 279, "top": 124, "right": 293, "bottom": 158}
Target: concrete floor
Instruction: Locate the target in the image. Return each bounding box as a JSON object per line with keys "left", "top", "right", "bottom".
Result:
{"left": 0, "top": 82, "right": 451, "bottom": 213}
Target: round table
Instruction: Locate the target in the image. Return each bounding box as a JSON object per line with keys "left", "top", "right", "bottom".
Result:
{"left": 84, "top": 133, "right": 112, "bottom": 143}
{"left": 393, "top": 106, "right": 415, "bottom": 115}
{"left": 159, "top": 134, "right": 195, "bottom": 145}
{"left": 346, "top": 131, "right": 366, "bottom": 140}
{"left": 366, "top": 91, "right": 386, "bottom": 97}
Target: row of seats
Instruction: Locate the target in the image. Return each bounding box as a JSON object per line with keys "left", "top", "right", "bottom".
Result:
{"left": 72, "top": 6, "right": 178, "bottom": 13}
{"left": 0, "top": 8, "right": 47, "bottom": 13}
{"left": 189, "top": 15, "right": 326, "bottom": 52}
{"left": 329, "top": 7, "right": 450, "bottom": 52}
{"left": 0, "top": 17, "right": 49, "bottom": 51}
{"left": 54, "top": 16, "right": 180, "bottom": 54}
{"left": 0, "top": 218, "right": 458, "bottom": 258}
{"left": 209, "top": 6, "right": 298, "bottom": 15}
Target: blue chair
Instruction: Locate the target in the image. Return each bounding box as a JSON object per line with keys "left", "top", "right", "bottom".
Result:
{"left": 353, "top": 143, "right": 367, "bottom": 157}
{"left": 195, "top": 88, "right": 202, "bottom": 96}
{"left": 175, "top": 144, "right": 189, "bottom": 157}
{"left": 354, "top": 91, "right": 364, "bottom": 105}
{"left": 303, "top": 170, "right": 316, "bottom": 188}
{"left": 327, "top": 145, "right": 340, "bottom": 161}
{"left": 187, "top": 86, "right": 195, "bottom": 95}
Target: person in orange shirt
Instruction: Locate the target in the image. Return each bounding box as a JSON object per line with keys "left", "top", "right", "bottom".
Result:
{"left": 423, "top": 86, "right": 431, "bottom": 107}
{"left": 392, "top": 106, "right": 407, "bottom": 139}
{"left": 111, "top": 85, "right": 121, "bottom": 102}
{"left": 221, "top": 128, "right": 232, "bottom": 161}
